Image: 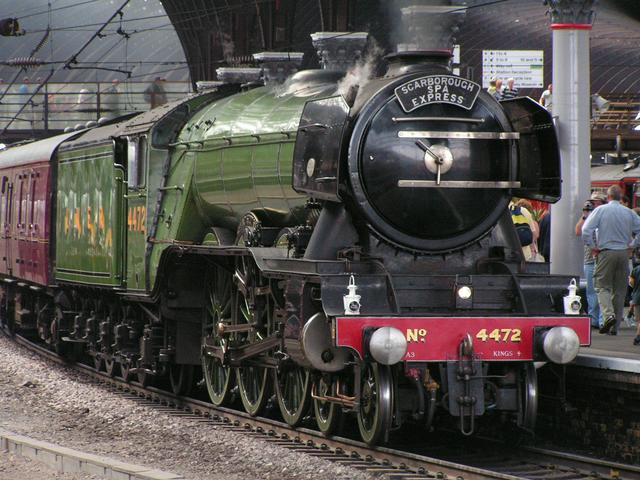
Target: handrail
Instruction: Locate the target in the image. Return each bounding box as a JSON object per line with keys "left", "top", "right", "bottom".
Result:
{"left": 0, "top": 81, "right": 192, "bottom": 135}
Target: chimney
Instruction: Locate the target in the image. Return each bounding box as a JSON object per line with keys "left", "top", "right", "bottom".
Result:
{"left": 310, "top": 32, "right": 369, "bottom": 72}
{"left": 397, "top": 2, "right": 466, "bottom": 52}
{"left": 385, "top": 50, "right": 453, "bottom": 77}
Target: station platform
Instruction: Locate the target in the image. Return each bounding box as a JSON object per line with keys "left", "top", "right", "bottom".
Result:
{"left": 537, "top": 324, "right": 640, "bottom": 463}
{"left": 574, "top": 324, "right": 640, "bottom": 373}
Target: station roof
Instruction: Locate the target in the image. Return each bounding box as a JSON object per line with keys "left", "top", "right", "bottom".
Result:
{"left": 458, "top": 0, "right": 640, "bottom": 97}
{"left": 158, "top": 0, "right": 639, "bottom": 100}
{"left": 591, "top": 163, "right": 640, "bottom": 182}
{"left": 0, "top": 0, "right": 189, "bottom": 83}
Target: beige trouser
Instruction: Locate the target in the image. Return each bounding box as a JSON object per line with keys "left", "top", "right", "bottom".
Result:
{"left": 594, "top": 249, "right": 629, "bottom": 330}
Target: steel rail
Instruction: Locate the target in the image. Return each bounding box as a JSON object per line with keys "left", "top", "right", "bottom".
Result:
{"left": 2, "top": 329, "right": 638, "bottom": 480}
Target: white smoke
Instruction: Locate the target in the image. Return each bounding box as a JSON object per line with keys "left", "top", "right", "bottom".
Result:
{"left": 336, "top": 38, "right": 384, "bottom": 98}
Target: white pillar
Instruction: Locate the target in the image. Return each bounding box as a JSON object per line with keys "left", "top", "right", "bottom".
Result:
{"left": 546, "top": 1, "right": 596, "bottom": 277}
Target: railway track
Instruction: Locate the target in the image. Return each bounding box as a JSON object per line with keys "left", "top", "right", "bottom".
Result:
{"left": 3, "top": 329, "right": 639, "bottom": 480}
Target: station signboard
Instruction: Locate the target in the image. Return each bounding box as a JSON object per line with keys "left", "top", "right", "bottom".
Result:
{"left": 482, "top": 50, "right": 544, "bottom": 88}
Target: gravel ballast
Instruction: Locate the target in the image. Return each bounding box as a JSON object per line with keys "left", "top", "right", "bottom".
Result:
{"left": 0, "top": 335, "right": 372, "bottom": 480}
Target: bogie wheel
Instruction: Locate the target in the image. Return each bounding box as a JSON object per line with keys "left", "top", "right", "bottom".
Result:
{"left": 313, "top": 375, "right": 342, "bottom": 435}
{"left": 120, "top": 358, "right": 133, "bottom": 382}
{"left": 93, "top": 353, "right": 104, "bottom": 372}
{"left": 136, "top": 359, "right": 153, "bottom": 387}
{"left": 518, "top": 363, "right": 538, "bottom": 432}
{"left": 274, "top": 363, "right": 311, "bottom": 427}
{"left": 169, "top": 364, "right": 195, "bottom": 396}
{"left": 234, "top": 255, "right": 274, "bottom": 416}
{"left": 51, "top": 306, "right": 68, "bottom": 357}
{"left": 202, "top": 265, "right": 235, "bottom": 406}
{"left": 357, "top": 363, "right": 393, "bottom": 445}
{"left": 104, "top": 357, "right": 119, "bottom": 377}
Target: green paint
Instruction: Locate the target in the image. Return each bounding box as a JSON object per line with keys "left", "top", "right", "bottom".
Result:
{"left": 51, "top": 82, "right": 341, "bottom": 294}
{"left": 55, "top": 143, "right": 125, "bottom": 286}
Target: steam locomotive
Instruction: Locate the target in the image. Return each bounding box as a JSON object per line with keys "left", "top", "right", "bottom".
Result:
{"left": 0, "top": 46, "right": 589, "bottom": 445}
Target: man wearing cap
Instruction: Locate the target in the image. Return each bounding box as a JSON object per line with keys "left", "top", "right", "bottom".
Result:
{"left": 582, "top": 185, "right": 640, "bottom": 334}
{"left": 576, "top": 199, "right": 601, "bottom": 328}
{"left": 590, "top": 191, "right": 607, "bottom": 205}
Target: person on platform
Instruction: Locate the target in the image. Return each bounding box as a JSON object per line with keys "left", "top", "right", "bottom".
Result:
{"left": 144, "top": 77, "right": 167, "bottom": 109}
{"left": 516, "top": 198, "right": 541, "bottom": 261}
{"left": 501, "top": 78, "right": 519, "bottom": 100}
{"left": 629, "top": 263, "right": 640, "bottom": 345}
{"left": 539, "top": 84, "right": 552, "bottom": 112}
{"left": 17, "top": 77, "right": 30, "bottom": 102}
{"left": 509, "top": 198, "right": 536, "bottom": 261}
{"left": 17, "top": 77, "right": 32, "bottom": 128}
{"left": 626, "top": 208, "right": 640, "bottom": 328}
{"left": 495, "top": 78, "right": 503, "bottom": 99}
{"left": 101, "top": 79, "right": 121, "bottom": 118}
{"left": 582, "top": 185, "right": 640, "bottom": 335}
{"left": 487, "top": 78, "right": 497, "bottom": 96}
{"left": 576, "top": 199, "right": 601, "bottom": 328}
{"left": 75, "top": 87, "right": 94, "bottom": 123}
{"left": 488, "top": 78, "right": 502, "bottom": 101}
{"left": 538, "top": 209, "right": 551, "bottom": 262}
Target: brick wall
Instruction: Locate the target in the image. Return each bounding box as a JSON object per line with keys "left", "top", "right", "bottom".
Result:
{"left": 536, "top": 365, "right": 640, "bottom": 464}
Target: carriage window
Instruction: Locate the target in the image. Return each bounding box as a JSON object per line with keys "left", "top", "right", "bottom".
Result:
{"left": 29, "top": 174, "right": 36, "bottom": 225}
{"left": 17, "top": 175, "right": 24, "bottom": 227}
{"left": 0, "top": 176, "right": 6, "bottom": 227}
{"left": 3, "top": 180, "right": 11, "bottom": 228}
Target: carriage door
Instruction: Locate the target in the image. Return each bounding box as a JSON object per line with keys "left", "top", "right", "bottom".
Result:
{"left": 0, "top": 176, "right": 11, "bottom": 275}
{"left": 125, "top": 136, "right": 148, "bottom": 291}
{"left": 14, "top": 171, "right": 29, "bottom": 279}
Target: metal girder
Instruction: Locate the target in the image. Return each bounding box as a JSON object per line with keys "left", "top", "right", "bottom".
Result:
{"left": 544, "top": 0, "right": 597, "bottom": 24}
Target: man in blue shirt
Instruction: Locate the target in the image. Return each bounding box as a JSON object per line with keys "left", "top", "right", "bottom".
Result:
{"left": 582, "top": 185, "right": 640, "bottom": 334}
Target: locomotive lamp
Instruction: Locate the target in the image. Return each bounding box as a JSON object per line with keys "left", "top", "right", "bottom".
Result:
{"left": 457, "top": 285, "right": 472, "bottom": 300}
{"left": 563, "top": 278, "right": 581, "bottom": 315}
{"left": 343, "top": 275, "right": 361, "bottom": 315}
{"left": 455, "top": 277, "right": 473, "bottom": 309}
{"left": 368, "top": 327, "right": 408, "bottom": 365}
{"left": 541, "top": 326, "right": 581, "bottom": 364}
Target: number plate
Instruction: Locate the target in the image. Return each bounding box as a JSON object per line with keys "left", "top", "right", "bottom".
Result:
{"left": 394, "top": 75, "right": 481, "bottom": 112}
{"left": 335, "top": 316, "right": 591, "bottom": 362}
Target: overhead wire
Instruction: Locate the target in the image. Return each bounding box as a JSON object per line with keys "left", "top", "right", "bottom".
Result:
{"left": 22, "top": 0, "right": 276, "bottom": 35}
{"left": 1, "top": 0, "right": 131, "bottom": 135}
{"left": 0, "top": 1, "right": 56, "bottom": 18}
{"left": 0, "top": 0, "right": 103, "bottom": 20}
{"left": 0, "top": 17, "right": 54, "bottom": 105}
{"left": 1, "top": 0, "right": 524, "bottom": 108}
